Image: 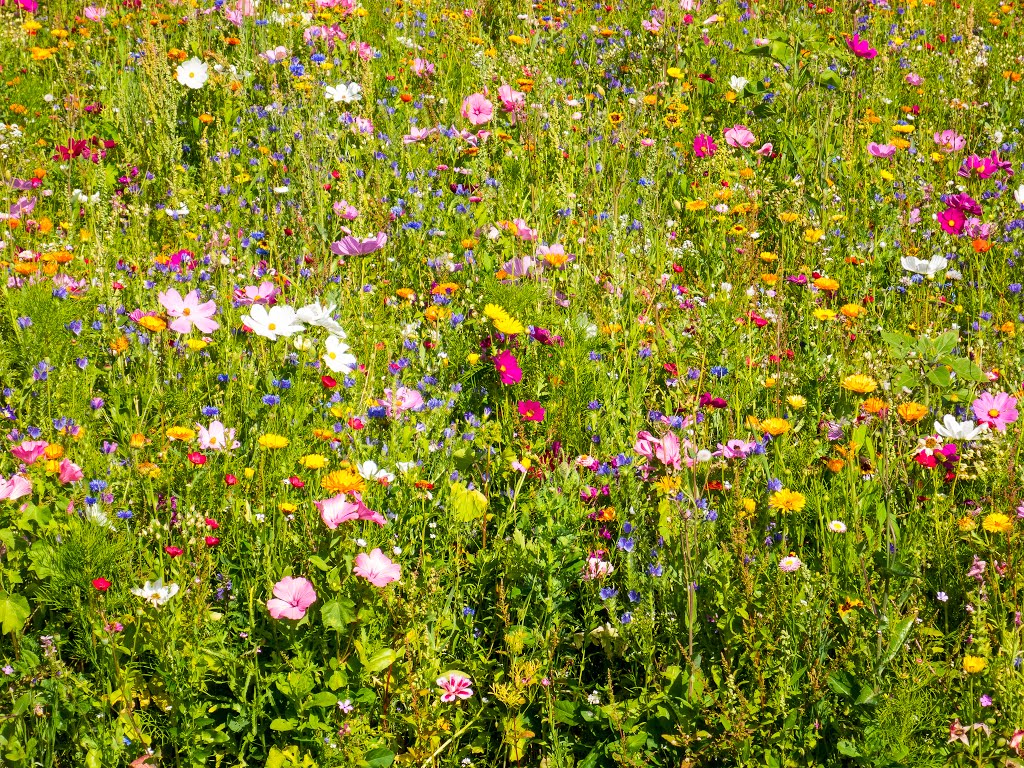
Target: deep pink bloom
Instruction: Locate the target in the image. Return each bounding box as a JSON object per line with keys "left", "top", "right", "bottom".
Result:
{"left": 938, "top": 207, "right": 966, "bottom": 235}
{"left": 692, "top": 133, "right": 717, "bottom": 158}
{"left": 58, "top": 459, "right": 84, "bottom": 484}
{"left": 517, "top": 400, "right": 545, "bottom": 422}
{"left": 497, "top": 84, "right": 525, "bottom": 119}
{"left": 493, "top": 350, "right": 523, "bottom": 385}
{"left": 11, "top": 440, "right": 48, "bottom": 464}
{"left": 633, "top": 431, "right": 682, "bottom": 470}
{"left": 723, "top": 124, "right": 755, "bottom": 149}
{"left": 972, "top": 391, "right": 1018, "bottom": 432}
{"left": 437, "top": 672, "right": 474, "bottom": 702}
{"left": 353, "top": 548, "right": 401, "bottom": 587}
{"left": 461, "top": 93, "right": 493, "bottom": 126}
{"left": 846, "top": 34, "right": 877, "bottom": 59}
{"left": 868, "top": 142, "right": 896, "bottom": 159}
{"left": 157, "top": 288, "right": 220, "bottom": 334}
{"left": 266, "top": 576, "right": 317, "bottom": 620}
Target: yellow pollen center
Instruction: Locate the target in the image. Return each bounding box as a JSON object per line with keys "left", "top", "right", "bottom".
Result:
{"left": 268, "top": 323, "right": 277, "bottom": 330}
{"left": 989, "top": 408, "right": 1001, "bottom": 418}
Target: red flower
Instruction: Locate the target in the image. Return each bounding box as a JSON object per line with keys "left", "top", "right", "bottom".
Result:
{"left": 205, "top": 518, "right": 219, "bottom": 529}
{"left": 164, "top": 546, "right": 184, "bottom": 557}
{"left": 321, "top": 375, "right": 337, "bottom": 388}
{"left": 224, "top": 473, "right": 238, "bottom": 486}
{"left": 92, "top": 577, "right": 111, "bottom": 591}
{"left": 205, "top": 536, "right": 220, "bottom": 548}
{"left": 188, "top": 452, "right": 207, "bottom": 465}
{"left": 347, "top": 417, "right": 364, "bottom": 430}
{"left": 288, "top": 476, "right": 305, "bottom": 488}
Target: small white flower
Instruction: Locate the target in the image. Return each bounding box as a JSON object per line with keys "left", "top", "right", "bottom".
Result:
{"left": 322, "top": 335, "right": 357, "bottom": 374}
{"left": 132, "top": 579, "right": 180, "bottom": 607}
{"left": 901, "top": 254, "right": 946, "bottom": 277}
{"left": 729, "top": 75, "right": 748, "bottom": 92}
{"left": 828, "top": 520, "right": 847, "bottom": 534}
{"left": 296, "top": 301, "right": 346, "bottom": 337}
{"left": 358, "top": 460, "right": 395, "bottom": 484}
{"left": 326, "top": 82, "right": 362, "bottom": 103}
{"left": 934, "top": 414, "right": 987, "bottom": 441}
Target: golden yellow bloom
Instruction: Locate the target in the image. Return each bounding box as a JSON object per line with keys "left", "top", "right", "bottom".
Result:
{"left": 814, "top": 277, "right": 839, "bottom": 292}
{"left": 841, "top": 303, "right": 867, "bottom": 319}
{"left": 813, "top": 308, "right": 837, "bottom": 321}
{"left": 129, "top": 433, "right": 149, "bottom": 448}
{"left": 185, "top": 339, "right": 209, "bottom": 351}
{"left": 897, "top": 402, "right": 928, "bottom": 422}
{"left": 137, "top": 315, "right": 167, "bottom": 333}
{"left": 759, "top": 251, "right": 778, "bottom": 262}
{"left": 962, "top": 656, "right": 987, "bottom": 674}
{"left": 322, "top": 468, "right": 366, "bottom": 494}
{"left": 760, "top": 418, "right": 791, "bottom": 436}
{"left": 258, "top": 433, "right": 289, "bottom": 449}
{"left": 279, "top": 502, "right": 298, "bottom": 513}
{"left": 299, "top": 454, "right": 329, "bottom": 470}
{"left": 892, "top": 124, "right": 915, "bottom": 134}
{"left": 166, "top": 426, "right": 196, "bottom": 441}
{"left": 43, "top": 444, "right": 64, "bottom": 460}
{"left": 862, "top": 398, "right": 887, "bottom": 415}
{"left": 957, "top": 516, "right": 977, "bottom": 532}
{"left": 666, "top": 67, "right": 684, "bottom": 79}
{"left": 769, "top": 489, "right": 807, "bottom": 513}
{"left": 762, "top": 274, "right": 779, "bottom": 286}
{"left": 826, "top": 458, "right": 846, "bottom": 472}
{"left": 137, "top": 462, "right": 162, "bottom": 478}
{"left": 842, "top": 374, "right": 878, "bottom": 394}
{"left": 685, "top": 200, "right": 707, "bottom": 212}
{"left": 483, "top": 304, "right": 524, "bottom": 335}
{"left": 983, "top": 513, "right": 1013, "bottom": 534}
{"left": 110, "top": 336, "right": 130, "bottom": 354}
{"left": 803, "top": 227, "right": 825, "bottom": 243}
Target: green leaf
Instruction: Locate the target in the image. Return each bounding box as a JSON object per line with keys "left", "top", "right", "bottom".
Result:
{"left": 364, "top": 648, "right": 402, "bottom": 673}
{"left": 881, "top": 616, "right": 916, "bottom": 667}
{"left": 816, "top": 70, "right": 842, "bottom": 89}
{"left": 269, "top": 718, "right": 295, "bottom": 732}
{"left": 926, "top": 366, "right": 951, "bottom": 389}
{"left": 309, "top": 691, "right": 338, "bottom": 708}
{"left": 0, "top": 592, "right": 30, "bottom": 635}
{"left": 450, "top": 482, "right": 489, "bottom": 522}
{"left": 362, "top": 747, "right": 395, "bottom": 768}
{"left": 322, "top": 597, "right": 356, "bottom": 631}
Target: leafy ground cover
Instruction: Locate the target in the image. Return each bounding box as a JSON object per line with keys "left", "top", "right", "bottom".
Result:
{"left": 1, "top": 0, "right": 1024, "bottom": 765}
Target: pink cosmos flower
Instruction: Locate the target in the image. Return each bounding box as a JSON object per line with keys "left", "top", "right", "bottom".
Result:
{"left": 905, "top": 73, "right": 923, "bottom": 86}
{"left": 493, "top": 350, "right": 523, "bottom": 385}
{"left": 958, "top": 154, "right": 998, "bottom": 180}
{"left": 403, "top": 126, "right": 438, "bottom": 144}
{"left": 381, "top": 386, "right": 424, "bottom": 417}
{"left": 972, "top": 391, "right": 1019, "bottom": 432}
{"left": 0, "top": 474, "right": 32, "bottom": 501}
{"left": 754, "top": 142, "right": 774, "bottom": 157}
{"left": 692, "top": 133, "right": 717, "bottom": 158}
{"left": 333, "top": 200, "right": 359, "bottom": 219}
{"left": 846, "top": 34, "right": 877, "bottom": 59}
{"left": 868, "top": 142, "right": 896, "bottom": 159}
{"left": 411, "top": 58, "right": 435, "bottom": 77}
{"left": 633, "top": 431, "right": 682, "bottom": 470}
{"left": 353, "top": 548, "right": 401, "bottom": 587}
{"left": 158, "top": 288, "right": 220, "bottom": 334}
{"left": 329, "top": 232, "right": 388, "bottom": 257}
{"left": 723, "top": 124, "right": 755, "bottom": 149}
{"left": 58, "top": 459, "right": 84, "bottom": 484}
{"left": 234, "top": 281, "right": 279, "bottom": 306}
{"left": 509, "top": 218, "right": 537, "bottom": 241}
{"left": 11, "top": 440, "right": 48, "bottom": 464}
{"left": 437, "top": 672, "right": 474, "bottom": 702}
{"left": 517, "top": 400, "right": 545, "bottom": 422}
{"left": 938, "top": 207, "right": 966, "bottom": 235}
{"left": 260, "top": 46, "right": 289, "bottom": 63}
{"left": 934, "top": 129, "right": 965, "bottom": 153}
{"left": 83, "top": 5, "right": 107, "bottom": 20}
{"left": 266, "top": 576, "right": 317, "bottom": 620}
{"left": 196, "top": 420, "right": 239, "bottom": 451}
{"left": 461, "top": 93, "right": 494, "bottom": 126}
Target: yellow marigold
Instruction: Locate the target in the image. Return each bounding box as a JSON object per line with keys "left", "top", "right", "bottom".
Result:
{"left": 322, "top": 468, "right": 366, "bottom": 494}
{"left": 826, "top": 457, "right": 846, "bottom": 472}
{"left": 804, "top": 227, "right": 825, "bottom": 243}
{"left": 862, "top": 398, "right": 887, "bottom": 415}
{"left": 483, "top": 304, "right": 524, "bottom": 335}
{"left": 166, "top": 426, "right": 196, "bottom": 441}
{"left": 110, "top": 336, "right": 130, "bottom": 354}
{"left": 962, "top": 655, "right": 987, "bottom": 674}
{"left": 279, "top": 502, "right": 298, "bottom": 513}
{"left": 760, "top": 418, "right": 791, "bottom": 436}
{"left": 769, "top": 489, "right": 807, "bottom": 513}
{"left": 787, "top": 395, "right": 807, "bottom": 410}
{"left": 44, "top": 444, "right": 64, "bottom": 460}
{"left": 137, "top": 315, "right": 167, "bottom": 333}
{"left": 983, "top": 513, "right": 1013, "bottom": 534}
{"left": 137, "top": 462, "right": 162, "bottom": 478}
{"left": 813, "top": 308, "right": 837, "bottom": 321}
{"left": 129, "top": 433, "right": 149, "bottom": 448}
{"left": 897, "top": 402, "right": 928, "bottom": 422}
{"left": 957, "top": 516, "right": 977, "bottom": 532}
{"left": 431, "top": 282, "right": 459, "bottom": 297}
{"left": 841, "top": 303, "right": 867, "bottom": 319}
{"left": 258, "top": 433, "right": 289, "bottom": 449}
{"left": 842, "top": 374, "right": 878, "bottom": 394}
{"left": 760, "top": 251, "right": 778, "bottom": 262}
{"left": 762, "top": 274, "right": 779, "bottom": 286}
{"left": 685, "top": 200, "right": 707, "bottom": 212}
{"left": 299, "top": 454, "right": 329, "bottom": 470}
{"left": 779, "top": 212, "right": 799, "bottom": 223}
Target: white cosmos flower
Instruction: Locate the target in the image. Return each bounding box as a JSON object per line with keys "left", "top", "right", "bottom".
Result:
{"left": 296, "top": 301, "right": 346, "bottom": 337}
{"left": 934, "top": 414, "right": 987, "bottom": 441}
{"left": 72, "top": 189, "right": 100, "bottom": 205}
{"left": 175, "top": 58, "right": 209, "bottom": 89}
{"left": 322, "top": 334, "right": 357, "bottom": 374}
{"left": 900, "top": 254, "right": 947, "bottom": 277}
{"left": 242, "top": 304, "right": 305, "bottom": 341}
{"left": 326, "top": 82, "right": 362, "bottom": 103}
{"left": 729, "top": 75, "right": 748, "bottom": 92}
{"left": 358, "top": 460, "right": 395, "bottom": 484}
{"left": 132, "top": 579, "right": 180, "bottom": 607}
{"left": 1015, "top": 184, "right": 1024, "bottom": 206}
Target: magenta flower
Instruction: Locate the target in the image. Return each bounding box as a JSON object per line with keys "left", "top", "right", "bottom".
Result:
{"left": 517, "top": 400, "right": 545, "bottom": 422}
{"left": 972, "top": 391, "right": 1019, "bottom": 432}
{"left": 846, "top": 34, "right": 877, "bottom": 59}
{"left": 330, "top": 232, "right": 388, "bottom": 257}
{"left": 157, "top": 288, "right": 220, "bottom": 334}
{"left": 437, "top": 672, "right": 474, "bottom": 702}
{"left": 11, "top": 440, "right": 48, "bottom": 465}
{"left": 266, "top": 576, "right": 317, "bottom": 620}
{"left": 867, "top": 142, "right": 896, "bottom": 159}
{"left": 460, "top": 93, "right": 493, "bottom": 126}
{"left": 723, "top": 124, "right": 755, "bottom": 149}
{"left": 938, "top": 207, "right": 966, "bottom": 235}
{"left": 958, "top": 154, "right": 998, "bottom": 180}
{"left": 497, "top": 84, "right": 526, "bottom": 117}
{"left": 493, "top": 350, "right": 523, "bottom": 385}
{"left": 692, "top": 133, "right": 717, "bottom": 158}
{"left": 353, "top": 548, "right": 401, "bottom": 587}
{"left": 57, "top": 459, "right": 83, "bottom": 484}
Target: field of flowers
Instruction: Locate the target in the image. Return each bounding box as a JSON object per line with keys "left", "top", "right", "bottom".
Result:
{"left": 2, "top": 0, "right": 1024, "bottom": 765}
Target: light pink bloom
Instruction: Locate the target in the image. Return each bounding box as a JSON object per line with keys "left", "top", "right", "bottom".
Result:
{"left": 411, "top": 58, "right": 435, "bottom": 77}
{"left": 868, "top": 142, "right": 897, "bottom": 159}
{"left": 266, "top": 576, "right": 317, "bottom": 620}
{"left": 972, "top": 391, "right": 1019, "bottom": 432}
{"left": 333, "top": 200, "right": 359, "bottom": 219}
{"left": 58, "top": 459, "right": 83, "bottom": 484}
{"left": 83, "top": 5, "right": 107, "bottom": 20}
{"left": 158, "top": 288, "right": 220, "bottom": 334}
{"left": 353, "top": 548, "right": 401, "bottom": 587}
{"left": 934, "top": 129, "right": 965, "bottom": 153}
{"left": 723, "top": 124, "right": 756, "bottom": 148}
{"left": 0, "top": 474, "right": 32, "bottom": 501}
{"left": 260, "top": 46, "right": 289, "bottom": 63}
{"left": 402, "top": 126, "right": 438, "bottom": 144}
{"left": 316, "top": 493, "right": 363, "bottom": 528}
{"left": 633, "top": 431, "right": 682, "bottom": 470}
{"left": 461, "top": 93, "right": 493, "bottom": 126}
{"left": 510, "top": 218, "right": 537, "bottom": 241}
{"left": 196, "top": 420, "right": 239, "bottom": 451}
{"left": 329, "top": 232, "right": 388, "bottom": 257}
{"left": 234, "top": 281, "right": 279, "bottom": 305}
{"left": 497, "top": 84, "right": 525, "bottom": 114}
{"left": 437, "top": 672, "right": 474, "bottom": 702}
{"left": 381, "top": 386, "right": 423, "bottom": 417}
{"left": 754, "top": 142, "right": 774, "bottom": 157}
{"left": 11, "top": 440, "right": 48, "bottom": 464}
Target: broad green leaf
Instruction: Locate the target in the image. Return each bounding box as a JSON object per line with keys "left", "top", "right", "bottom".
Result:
{"left": 0, "top": 592, "right": 30, "bottom": 635}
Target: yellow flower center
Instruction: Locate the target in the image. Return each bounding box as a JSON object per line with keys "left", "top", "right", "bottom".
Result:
{"left": 989, "top": 408, "right": 1001, "bottom": 418}
{"left": 268, "top": 323, "right": 277, "bottom": 331}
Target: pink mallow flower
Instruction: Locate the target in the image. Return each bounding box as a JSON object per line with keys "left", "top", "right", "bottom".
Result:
{"left": 0, "top": 474, "right": 32, "bottom": 501}
{"left": 972, "top": 392, "right": 1019, "bottom": 432}
{"left": 437, "top": 672, "right": 474, "bottom": 702}
{"left": 317, "top": 493, "right": 386, "bottom": 528}
{"left": 266, "top": 576, "right": 317, "bottom": 620}
{"left": 157, "top": 288, "right": 220, "bottom": 334}
{"left": 353, "top": 548, "right": 401, "bottom": 587}
{"left": 723, "top": 124, "right": 755, "bottom": 149}
{"left": 461, "top": 93, "right": 493, "bottom": 126}
{"left": 58, "top": 459, "right": 84, "bottom": 484}
{"left": 11, "top": 440, "right": 48, "bottom": 464}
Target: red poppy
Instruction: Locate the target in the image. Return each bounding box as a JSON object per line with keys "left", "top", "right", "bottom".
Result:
{"left": 92, "top": 577, "right": 110, "bottom": 591}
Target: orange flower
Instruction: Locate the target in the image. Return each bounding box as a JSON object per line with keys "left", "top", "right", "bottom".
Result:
{"left": 972, "top": 238, "right": 991, "bottom": 253}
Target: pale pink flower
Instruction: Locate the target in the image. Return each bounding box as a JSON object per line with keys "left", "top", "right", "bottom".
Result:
{"left": 497, "top": 84, "right": 526, "bottom": 118}
{"left": 316, "top": 493, "right": 363, "bottom": 529}
{"left": 0, "top": 474, "right": 32, "bottom": 501}
{"left": 158, "top": 288, "right": 220, "bottom": 334}
{"left": 260, "top": 46, "right": 289, "bottom": 63}
{"left": 11, "top": 440, "right": 48, "bottom": 464}
{"left": 196, "top": 421, "right": 239, "bottom": 451}
{"left": 724, "top": 124, "right": 756, "bottom": 149}
{"left": 353, "top": 548, "right": 401, "bottom": 587}
{"left": 411, "top": 58, "right": 435, "bottom": 77}
{"left": 381, "top": 386, "right": 423, "bottom": 417}
{"left": 437, "top": 672, "right": 474, "bottom": 702}
{"left": 266, "top": 576, "right": 317, "bottom": 620}
{"left": 461, "top": 93, "right": 493, "bottom": 126}
{"left": 234, "top": 281, "right": 279, "bottom": 306}
{"left": 83, "top": 5, "right": 107, "bottom": 20}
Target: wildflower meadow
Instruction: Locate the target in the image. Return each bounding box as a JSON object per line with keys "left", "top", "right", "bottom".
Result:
{"left": 2, "top": 0, "right": 1024, "bottom": 765}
